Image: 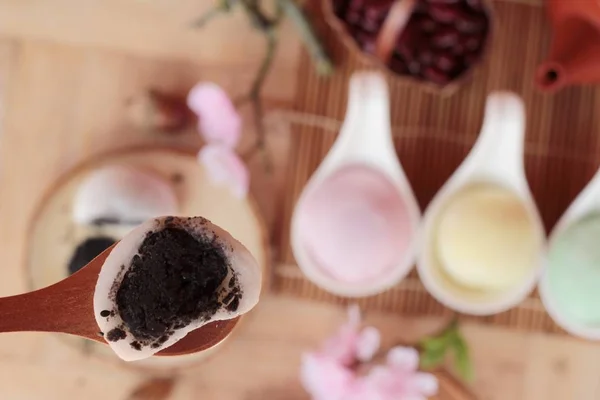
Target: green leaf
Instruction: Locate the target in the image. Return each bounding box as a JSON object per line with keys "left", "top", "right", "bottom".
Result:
{"left": 442, "top": 319, "right": 460, "bottom": 338}
{"left": 420, "top": 347, "right": 447, "bottom": 370}
{"left": 452, "top": 335, "right": 474, "bottom": 382}
{"left": 420, "top": 336, "right": 448, "bottom": 353}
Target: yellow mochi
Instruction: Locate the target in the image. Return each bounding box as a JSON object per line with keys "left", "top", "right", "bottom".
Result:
{"left": 435, "top": 185, "right": 537, "bottom": 291}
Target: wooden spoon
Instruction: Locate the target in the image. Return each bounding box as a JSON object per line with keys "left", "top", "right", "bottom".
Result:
{"left": 374, "top": 0, "right": 416, "bottom": 63}
{"left": 0, "top": 245, "right": 238, "bottom": 357}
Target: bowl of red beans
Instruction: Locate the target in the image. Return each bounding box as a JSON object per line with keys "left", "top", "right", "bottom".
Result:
{"left": 324, "top": 0, "right": 492, "bottom": 92}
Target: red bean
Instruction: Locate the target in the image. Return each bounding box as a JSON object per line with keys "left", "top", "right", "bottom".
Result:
{"left": 415, "top": 16, "right": 438, "bottom": 34}
{"left": 414, "top": 1, "right": 429, "bottom": 14}
{"left": 456, "top": 13, "right": 486, "bottom": 34}
{"left": 334, "top": 0, "right": 349, "bottom": 15}
{"left": 396, "top": 25, "right": 421, "bottom": 59}
{"left": 432, "top": 28, "right": 460, "bottom": 48}
{"left": 362, "top": 17, "right": 381, "bottom": 33}
{"left": 345, "top": 9, "right": 362, "bottom": 25}
{"left": 464, "top": 53, "right": 479, "bottom": 66}
{"left": 396, "top": 40, "right": 415, "bottom": 60}
{"left": 348, "top": 0, "right": 365, "bottom": 11}
{"left": 364, "top": 0, "right": 393, "bottom": 20}
{"left": 423, "top": 67, "right": 450, "bottom": 84}
{"left": 466, "top": 0, "right": 484, "bottom": 11}
{"left": 451, "top": 43, "right": 465, "bottom": 56}
{"left": 464, "top": 35, "right": 482, "bottom": 52}
{"left": 407, "top": 60, "right": 422, "bottom": 76}
{"left": 435, "top": 52, "right": 457, "bottom": 71}
{"left": 428, "top": 3, "right": 460, "bottom": 24}
{"left": 355, "top": 31, "right": 377, "bottom": 54}
{"left": 418, "top": 49, "right": 435, "bottom": 66}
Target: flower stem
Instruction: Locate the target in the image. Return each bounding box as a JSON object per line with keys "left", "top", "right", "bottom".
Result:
{"left": 248, "top": 28, "right": 278, "bottom": 171}
{"left": 250, "top": 28, "right": 278, "bottom": 97}
{"left": 278, "top": 0, "right": 334, "bottom": 76}
{"left": 190, "top": 0, "right": 238, "bottom": 28}
{"left": 190, "top": 0, "right": 332, "bottom": 172}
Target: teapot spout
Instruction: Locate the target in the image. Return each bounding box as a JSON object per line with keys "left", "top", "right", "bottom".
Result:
{"left": 536, "top": 62, "right": 567, "bottom": 92}
{"left": 536, "top": 17, "right": 600, "bottom": 92}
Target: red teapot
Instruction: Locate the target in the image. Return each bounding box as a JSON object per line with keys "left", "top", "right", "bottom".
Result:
{"left": 536, "top": 0, "right": 600, "bottom": 92}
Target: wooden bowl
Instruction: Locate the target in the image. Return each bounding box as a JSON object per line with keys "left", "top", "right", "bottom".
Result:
{"left": 25, "top": 146, "right": 270, "bottom": 371}
{"left": 322, "top": 0, "right": 494, "bottom": 95}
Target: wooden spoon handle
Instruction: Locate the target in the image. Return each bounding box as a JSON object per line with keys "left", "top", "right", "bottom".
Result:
{"left": 375, "top": 0, "right": 416, "bottom": 63}
{"left": 0, "top": 247, "right": 109, "bottom": 340}
{"left": 0, "top": 271, "right": 99, "bottom": 338}
{"left": 0, "top": 284, "right": 94, "bottom": 336}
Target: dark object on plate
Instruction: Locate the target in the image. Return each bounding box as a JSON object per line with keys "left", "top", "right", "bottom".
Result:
{"left": 325, "top": 0, "right": 492, "bottom": 90}
{"left": 68, "top": 236, "right": 116, "bottom": 276}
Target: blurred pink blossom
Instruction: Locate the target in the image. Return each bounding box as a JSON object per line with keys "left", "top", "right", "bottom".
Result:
{"left": 364, "top": 347, "right": 438, "bottom": 400}
{"left": 300, "top": 306, "right": 438, "bottom": 400}
{"left": 189, "top": 82, "right": 249, "bottom": 198}
{"left": 320, "top": 305, "right": 380, "bottom": 366}
{"left": 356, "top": 327, "right": 381, "bottom": 363}
{"left": 198, "top": 144, "right": 249, "bottom": 198}
{"left": 300, "top": 353, "right": 355, "bottom": 400}
{"left": 187, "top": 82, "right": 241, "bottom": 148}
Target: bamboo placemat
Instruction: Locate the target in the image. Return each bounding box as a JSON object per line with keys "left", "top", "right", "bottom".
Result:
{"left": 273, "top": 0, "right": 600, "bottom": 334}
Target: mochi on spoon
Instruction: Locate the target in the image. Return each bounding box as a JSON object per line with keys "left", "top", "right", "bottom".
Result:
{"left": 93, "top": 216, "right": 261, "bottom": 361}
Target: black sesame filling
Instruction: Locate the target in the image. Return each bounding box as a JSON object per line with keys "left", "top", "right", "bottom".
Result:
{"left": 68, "top": 236, "right": 116, "bottom": 276}
{"left": 114, "top": 227, "right": 233, "bottom": 345}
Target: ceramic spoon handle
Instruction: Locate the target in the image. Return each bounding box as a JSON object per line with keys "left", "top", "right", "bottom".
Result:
{"left": 466, "top": 92, "right": 526, "bottom": 183}
{"left": 328, "top": 72, "right": 396, "bottom": 167}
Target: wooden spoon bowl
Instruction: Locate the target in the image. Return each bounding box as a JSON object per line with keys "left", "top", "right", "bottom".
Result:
{"left": 0, "top": 244, "right": 238, "bottom": 356}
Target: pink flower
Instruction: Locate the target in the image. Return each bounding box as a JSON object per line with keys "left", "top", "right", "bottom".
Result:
{"left": 300, "top": 353, "right": 355, "bottom": 400}
{"left": 300, "top": 306, "right": 438, "bottom": 400}
{"left": 363, "top": 347, "right": 438, "bottom": 400}
{"left": 338, "top": 379, "right": 385, "bottom": 400}
{"left": 387, "top": 347, "right": 420, "bottom": 371}
{"left": 187, "top": 82, "right": 241, "bottom": 147}
{"left": 198, "top": 144, "right": 249, "bottom": 198}
{"left": 356, "top": 327, "right": 381, "bottom": 363}
{"left": 321, "top": 305, "right": 381, "bottom": 366}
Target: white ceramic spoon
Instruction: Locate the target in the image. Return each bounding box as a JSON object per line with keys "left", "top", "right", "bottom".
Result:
{"left": 539, "top": 168, "right": 600, "bottom": 340}
{"left": 291, "top": 71, "right": 420, "bottom": 297}
{"left": 417, "top": 92, "right": 546, "bottom": 315}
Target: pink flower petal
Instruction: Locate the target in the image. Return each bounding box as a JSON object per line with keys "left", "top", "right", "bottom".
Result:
{"left": 300, "top": 353, "right": 355, "bottom": 400}
{"left": 342, "top": 378, "right": 386, "bottom": 400}
{"left": 363, "top": 365, "right": 393, "bottom": 387}
{"left": 411, "top": 373, "right": 439, "bottom": 396}
{"left": 187, "top": 82, "right": 241, "bottom": 147}
{"left": 321, "top": 306, "right": 364, "bottom": 365}
{"left": 356, "top": 327, "right": 381, "bottom": 362}
{"left": 395, "top": 396, "right": 427, "bottom": 400}
{"left": 364, "top": 359, "right": 438, "bottom": 399}
{"left": 387, "top": 346, "right": 420, "bottom": 372}
{"left": 322, "top": 328, "right": 359, "bottom": 366}
{"left": 198, "top": 145, "right": 249, "bottom": 198}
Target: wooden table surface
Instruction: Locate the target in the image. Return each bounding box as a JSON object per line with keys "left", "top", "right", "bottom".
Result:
{"left": 0, "top": 1, "right": 599, "bottom": 399}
